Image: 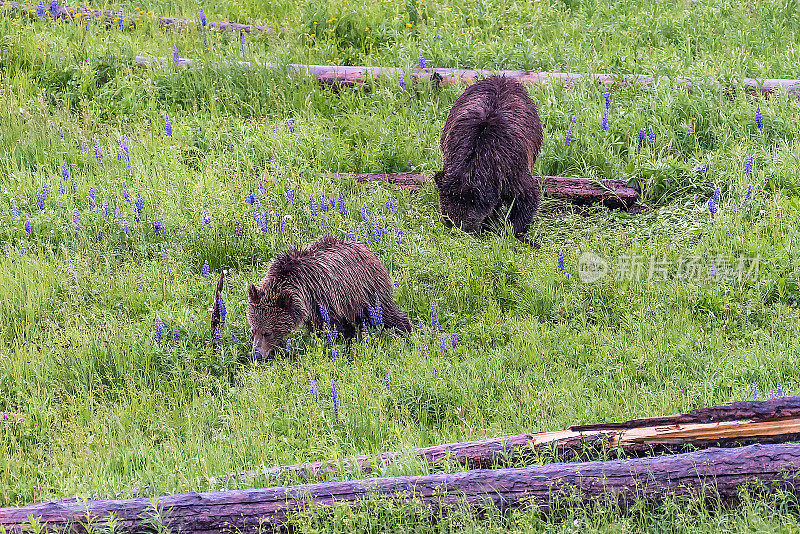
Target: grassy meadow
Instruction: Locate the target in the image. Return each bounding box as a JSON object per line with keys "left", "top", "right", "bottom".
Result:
{"left": 1, "top": 0, "right": 800, "bottom": 530}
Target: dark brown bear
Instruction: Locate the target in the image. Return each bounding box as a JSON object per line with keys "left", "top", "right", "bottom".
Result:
{"left": 434, "top": 75, "right": 543, "bottom": 244}
{"left": 247, "top": 236, "right": 411, "bottom": 359}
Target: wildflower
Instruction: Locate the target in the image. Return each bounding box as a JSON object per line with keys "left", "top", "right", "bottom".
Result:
{"left": 240, "top": 32, "right": 246, "bottom": 53}
{"left": 199, "top": 7, "right": 206, "bottom": 27}
{"left": 433, "top": 369, "right": 438, "bottom": 378}
{"left": 165, "top": 115, "right": 173, "bottom": 137}
{"left": 117, "top": 10, "right": 123, "bottom": 29}
{"left": 121, "top": 135, "right": 130, "bottom": 164}
{"left": 3, "top": 244, "right": 7, "bottom": 259}
{"left": 637, "top": 128, "right": 645, "bottom": 152}
{"left": 451, "top": 331, "right": 458, "bottom": 348}
{"left": 433, "top": 34, "right": 440, "bottom": 40}
{"left": 418, "top": 51, "right": 425, "bottom": 69}
{"left": 201, "top": 210, "right": 211, "bottom": 228}
{"left": 155, "top": 316, "right": 164, "bottom": 345}
{"left": 214, "top": 327, "right": 222, "bottom": 346}
{"left": 134, "top": 193, "right": 144, "bottom": 221}
{"left": 399, "top": 71, "right": 405, "bottom": 90}
{"left": 20, "top": 243, "right": 26, "bottom": 255}
{"left": 287, "top": 118, "right": 295, "bottom": 133}
{"left": 394, "top": 276, "right": 400, "bottom": 287}
{"left": 11, "top": 199, "right": 18, "bottom": 221}
{"left": 24, "top": 216, "right": 31, "bottom": 235}
{"left": 745, "top": 155, "right": 753, "bottom": 174}
{"left": 648, "top": 126, "right": 655, "bottom": 143}
{"left": 396, "top": 228, "right": 404, "bottom": 245}
{"left": 440, "top": 336, "right": 448, "bottom": 351}
{"left": 122, "top": 219, "right": 129, "bottom": 234}
{"left": 284, "top": 186, "right": 295, "bottom": 203}
{"left": 331, "top": 380, "right": 339, "bottom": 420}
{"left": 687, "top": 126, "right": 693, "bottom": 136}
{"left": 62, "top": 161, "right": 70, "bottom": 181}
{"left": 386, "top": 195, "right": 398, "bottom": 213}
{"left": 707, "top": 196, "right": 716, "bottom": 219}
{"left": 431, "top": 301, "right": 440, "bottom": 332}
{"left": 227, "top": 138, "right": 234, "bottom": 151}
{"left": 369, "top": 298, "right": 383, "bottom": 327}
{"left": 50, "top": 0, "right": 58, "bottom": 20}
{"left": 103, "top": 201, "right": 109, "bottom": 218}
{"left": 153, "top": 215, "right": 165, "bottom": 235}
{"left": 325, "top": 325, "right": 338, "bottom": 347}
{"left": 218, "top": 296, "right": 227, "bottom": 325}
{"left": 173, "top": 326, "right": 179, "bottom": 341}
{"left": 202, "top": 260, "right": 210, "bottom": 279}
{"left": 310, "top": 197, "right": 318, "bottom": 219}
{"left": 234, "top": 221, "right": 242, "bottom": 236}
{"left": 418, "top": 337, "right": 430, "bottom": 358}
{"left": 73, "top": 208, "right": 80, "bottom": 234}
{"left": 752, "top": 382, "right": 759, "bottom": 401}
{"left": 384, "top": 373, "right": 390, "bottom": 388}
{"left": 173, "top": 46, "right": 179, "bottom": 65}
{"left": 38, "top": 0, "right": 45, "bottom": 18}
{"left": 564, "top": 127, "right": 572, "bottom": 147}
{"left": 280, "top": 217, "right": 287, "bottom": 235}
{"left": 338, "top": 193, "right": 347, "bottom": 216}
{"left": 320, "top": 305, "right": 330, "bottom": 327}
{"left": 756, "top": 105, "right": 762, "bottom": 131}
{"left": 319, "top": 194, "right": 328, "bottom": 212}
{"left": 310, "top": 377, "right": 318, "bottom": 402}
{"left": 742, "top": 184, "right": 753, "bottom": 208}
{"left": 124, "top": 184, "right": 130, "bottom": 201}
{"left": 82, "top": 140, "right": 89, "bottom": 153}
{"left": 604, "top": 90, "right": 610, "bottom": 110}
{"left": 286, "top": 339, "right": 292, "bottom": 351}
{"left": 68, "top": 258, "right": 76, "bottom": 279}
{"left": 558, "top": 250, "right": 565, "bottom": 272}
{"left": 37, "top": 188, "right": 46, "bottom": 211}
{"left": 765, "top": 171, "right": 774, "bottom": 186}
{"left": 602, "top": 109, "right": 608, "bottom": 131}
{"left": 362, "top": 204, "right": 369, "bottom": 221}
{"left": 59, "top": 179, "right": 66, "bottom": 194}
{"left": 696, "top": 164, "right": 708, "bottom": 174}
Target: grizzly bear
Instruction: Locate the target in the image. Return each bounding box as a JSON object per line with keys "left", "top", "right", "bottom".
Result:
{"left": 247, "top": 236, "right": 411, "bottom": 359}
{"left": 434, "top": 75, "right": 543, "bottom": 245}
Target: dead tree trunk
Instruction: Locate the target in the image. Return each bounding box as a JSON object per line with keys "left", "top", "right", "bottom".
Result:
{"left": 3, "top": 444, "right": 800, "bottom": 533}
{"left": 329, "top": 173, "right": 640, "bottom": 210}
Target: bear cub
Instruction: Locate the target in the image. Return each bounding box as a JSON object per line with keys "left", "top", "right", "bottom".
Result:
{"left": 434, "top": 75, "right": 544, "bottom": 245}
{"left": 247, "top": 236, "right": 411, "bottom": 359}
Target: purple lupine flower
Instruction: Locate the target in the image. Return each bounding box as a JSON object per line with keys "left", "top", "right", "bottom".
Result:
{"left": 687, "top": 126, "right": 693, "bottom": 136}
{"left": 399, "top": 71, "right": 405, "bottom": 90}
{"left": 742, "top": 184, "right": 753, "bottom": 208}
{"left": 418, "top": 51, "right": 425, "bottom": 69}
{"left": 73, "top": 208, "right": 80, "bottom": 233}
{"left": 396, "top": 228, "right": 404, "bottom": 245}
{"left": 50, "top": 0, "right": 58, "bottom": 20}
{"left": 451, "top": 331, "right": 458, "bottom": 348}
{"left": 123, "top": 184, "right": 130, "bottom": 201}
{"left": 62, "top": 162, "right": 69, "bottom": 182}
{"left": 319, "top": 305, "right": 330, "bottom": 327}
{"left": 338, "top": 193, "right": 347, "bottom": 216}
{"left": 68, "top": 258, "right": 76, "bottom": 279}
{"left": 707, "top": 196, "right": 716, "bottom": 219}
{"left": 280, "top": 216, "right": 287, "bottom": 235}
{"left": 59, "top": 179, "right": 66, "bottom": 195}
{"left": 234, "top": 221, "right": 242, "bottom": 236}
{"left": 155, "top": 316, "right": 164, "bottom": 345}
{"left": 246, "top": 192, "right": 256, "bottom": 205}
{"left": 199, "top": 7, "right": 206, "bottom": 27}
{"left": 756, "top": 105, "right": 762, "bottom": 131}
{"left": 433, "top": 34, "right": 440, "bottom": 40}
{"left": 153, "top": 215, "right": 165, "bottom": 235}
{"left": 696, "top": 164, "right": 708, "bottom": 174}
{"left": 362, "top": 204, "right": 369, "bottom": 222}
{"left": 319, "top": 194, "right": 328, "bottom": 212}
{"left": 325, "top": 325, "right": 338, "bottom": 347}
{"left": 165, "top": 115, "right": 173, "bottom": 137}
{"left": 637, "top": 128, "right": 645, "bottom": 152}
{"left": 117, "top": 10, "right": 123, "bottom": 29}
{"left": 173, "top": 326, "right": 179, "bottom": 341}
{"left": 310, "top": 377, "right": 318, "bottom": 402}
{"left": 713, "top": 185, "right": 720, "bottom": 204}
{"left": 93, "top": 140, "right": 101, "bottom": 163}
{"left": 121, "top": 135, "right": 129, "bottom": 164}
{"left": 440, "top": 336, "right": 448, "bottom": 351}
{"left": 173, "top": 46, "right": 179, "bottom": 65}
{"left": 602, "top": 110, "right": 608, "bottom": 131}
{"left": 745, "top": 155, "right": 753, "bottom": 174}
{"left": 38, "top": 0, "right": 45, "bottom": 18}
{"left": 240, "top": 32, "right": 246, "bottom": 54}
{"left": 564, "top": 127, "right": 572, "bottom": 147}
{"left": 572, "top": 115, "right": 577, "bottom": 123}
{"left": 284, "top": 186, "right": 295, "bottom": 203}
{"left": 558, "top": 250, "right": 565, "bottom": 272}
{"left": 433, "top": 369, "right": 438, "bottom": 378}
{"left": 88, "top": 187, "right": 95, "bottom": 209}
{"left": 20, "top": 243, "right": 26, "bottom": 255}
{"left": 202, "top": 260, "right": 210, "bottom": 279}
{"left": 384, "top": 373, "right": 390, "bottom": 388}
{"left": 11, "top": 199, "right": 18, "bottom": 220}
{"left": 418, "top": 337, "right": 430, "bottom": 358}
{"left": 122, "top": 219, "right": 129, "bottom": 234}
{"left": 37, "top": 188, "right": 46, "bottom": 211}
{"left": 134, "top": 193, "right": 144, "bottom": 221}
{"left": 97, "top": 229, "right": 103, "bottom": 241}
{"left": 214, "top": 327, "right": 222, "bottom": 346}
{"left": 604, "top": 90, "right": 610, "bottom": 110}
{"left": 227, "top": 138, "right": 234, "bottom": 151}
{"left": 393, "top": 276, "right": 400, "bottom": 287}
{"left": 287, "top": 118, "right": 295, "bottom": 133}
{"left": 648, "top": 126, "right": 655, "bottom": 143}
{"left": 765, "top": 171, "right": 774, "bottom": 186}
{"left": 24, "top": 216, "right": 31, "bottom": 235}
{"left": 82, "top": 140, "right": 89, "bottom": 153}
{"left": 201, "top": 210, "right": 211, "bottom": 228}
{"left": 752, "top": 382, "right": 759, "bottom": 401}
{"left": 431, "top": 301, "right": 440, "bottom": 331}
{"left": 331, "top": 380, "right": 339, "bottom": 420}
{"left": 103, "top": 201, "right": 109, "bottom": 218}
{"left": 3, "top": 244, "right": 8, "bottom": 259}
{"left": 310, "top": 197, "right": 318, "bottom": 219}
{"left": 286, "top": 339, "right": 292, "bottom": 352}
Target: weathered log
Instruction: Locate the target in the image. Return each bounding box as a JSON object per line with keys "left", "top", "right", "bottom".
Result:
{"left": 3, "top": 443, "right": 800, "bottom": 533}
{"left": 0, "top": 0, "right": 274, "bottom": 32}
{"left": 128, "top": 58, "right": 800, "bottom": 97}
{"left": 330, "top": 173, "right": 639, "bottom": 209}
{"left": 205, "top": 397, "right": 800, "bottom": 486}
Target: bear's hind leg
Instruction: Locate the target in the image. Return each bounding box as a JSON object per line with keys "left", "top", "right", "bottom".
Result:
{"left": 508, "top": 179, "right": 540, "bottom": 246}
{"left": 381, "top": 300, "right": 412, "bottom": 334}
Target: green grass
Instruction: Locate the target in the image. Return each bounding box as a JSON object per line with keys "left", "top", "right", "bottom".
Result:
{"left": 1, "top": 0, "right": 800, "bottom": 531}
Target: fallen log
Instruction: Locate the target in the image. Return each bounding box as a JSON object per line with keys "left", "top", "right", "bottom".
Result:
{"left": 3, "top": 443, "right": 800, "bottom": 533}
{"left": 204, "top": 397, "right": 800, "bottom": 486}
{"left": 128, "top": 57, "right": 800, "bottom": 96}
{"left": 0, "top": 0, "right": 274, "bottom": 32}
{"left": 330, "top": 173, "right": 639, "bottom": 210}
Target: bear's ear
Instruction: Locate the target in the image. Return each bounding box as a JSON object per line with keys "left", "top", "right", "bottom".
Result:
{"left": 248, "top": 284, "right": 262, "bottom": 303}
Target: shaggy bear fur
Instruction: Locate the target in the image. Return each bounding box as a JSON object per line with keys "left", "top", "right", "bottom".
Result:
{"left": 434, "top": 75, "right": 543, "bottom": 244}
{"left": 247, "top": 236, "right": 411, "bottom": 359}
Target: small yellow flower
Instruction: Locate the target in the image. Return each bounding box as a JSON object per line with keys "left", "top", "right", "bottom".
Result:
{"left": 406, "top": 22, "right": 412, "bottom": 27}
